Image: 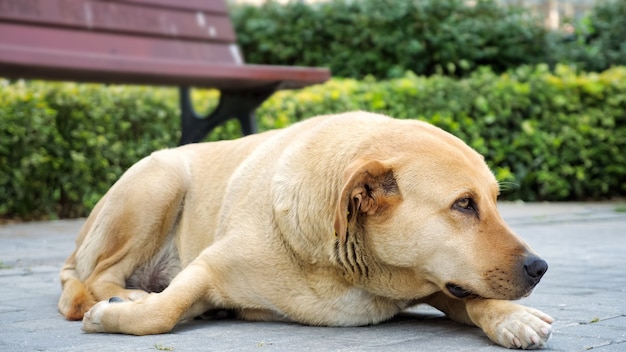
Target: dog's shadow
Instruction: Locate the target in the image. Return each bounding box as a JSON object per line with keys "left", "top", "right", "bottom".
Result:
{"left": 173, "top": 308, "right": 492, "bottom": 348}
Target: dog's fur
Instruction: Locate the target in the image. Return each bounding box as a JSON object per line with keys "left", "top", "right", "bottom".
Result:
{"left": 58, "top": 112, "right": 553, "bottom": 349}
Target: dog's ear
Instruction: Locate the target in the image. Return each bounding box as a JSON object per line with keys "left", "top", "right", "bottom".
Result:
{"left": 334, "top": 160, "right": 401, "bottom": 243}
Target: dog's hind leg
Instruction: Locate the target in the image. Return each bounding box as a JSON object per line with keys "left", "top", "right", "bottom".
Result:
{"left": 59, "top": 152, "right": 188, "bottom": 320}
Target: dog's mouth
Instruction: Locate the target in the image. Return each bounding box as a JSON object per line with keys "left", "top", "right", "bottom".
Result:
{"left": 445, "top": 283, "right": 474, "bottom": 299}
{"left": 445, "top": 281, "right": 537, "bottom": 300}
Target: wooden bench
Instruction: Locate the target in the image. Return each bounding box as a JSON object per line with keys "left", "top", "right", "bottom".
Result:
{"left": 0, "top": 0, "right": 331, "bottom": 144}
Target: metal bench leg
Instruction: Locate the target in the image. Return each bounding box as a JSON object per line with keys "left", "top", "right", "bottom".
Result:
{"left": 179, "top": 85, "right": 277, "bottom": 145}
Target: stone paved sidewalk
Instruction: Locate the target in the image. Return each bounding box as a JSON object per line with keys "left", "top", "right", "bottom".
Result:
{"left": 1, "top": 202, "right": 625, "bottom": 351}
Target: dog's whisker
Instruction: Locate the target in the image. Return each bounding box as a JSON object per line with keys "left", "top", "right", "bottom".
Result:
{"left": 497, "top": 181, "right": 519, "bottom": 192}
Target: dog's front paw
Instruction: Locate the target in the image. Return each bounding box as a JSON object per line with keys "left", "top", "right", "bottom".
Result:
{"left": 490, "top": 306, "right": 554, "bottom": 349}
{"left": 82, "top": 300, "right": 109, "bottom": 333}
{"left": 82, "top": 297, "right": 125, "bottom": 333}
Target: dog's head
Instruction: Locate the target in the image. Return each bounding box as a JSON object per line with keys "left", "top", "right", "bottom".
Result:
{"left": 333, "top": 120, "right": 547, "bottom": 301}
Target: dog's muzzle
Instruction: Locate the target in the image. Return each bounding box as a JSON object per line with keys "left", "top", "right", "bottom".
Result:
{"left": 446, "top": 255, "right": 548, "bottom": 300}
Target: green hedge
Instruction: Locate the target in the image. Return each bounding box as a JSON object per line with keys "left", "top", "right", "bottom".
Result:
{"left": 231, "top": 0, "right": 551, "bottom": 79}
{"left": 555, "top": 0, "right": 626, "bottom": 72}
{"left": 2, "top": 65, "right": 626, "bottom": 220}
{"left": 0, "top": 81, "right": 179, "bottom": 219}
{"left": 230, "top": 0, "right": 626, "bottom": 79}
{"left": 259, "top": 65, "right": 626, "bottom": 202}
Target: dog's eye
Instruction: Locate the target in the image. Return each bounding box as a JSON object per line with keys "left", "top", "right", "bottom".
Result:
{"left": 453, "top": 197, "right": 478, "bottom": 216}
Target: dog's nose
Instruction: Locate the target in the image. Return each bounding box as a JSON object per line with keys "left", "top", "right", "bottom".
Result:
{"left": 524, "top": 256, "right": 548, "bottom": 281}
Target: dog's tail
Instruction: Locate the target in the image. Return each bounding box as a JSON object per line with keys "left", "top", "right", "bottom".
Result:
{"left": 57, "top": 251, "right": 96, "bottom": 321}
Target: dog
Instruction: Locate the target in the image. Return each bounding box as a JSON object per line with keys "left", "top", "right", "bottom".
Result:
{"left": 58, "top": 112, "right": 552, "bottom": 349}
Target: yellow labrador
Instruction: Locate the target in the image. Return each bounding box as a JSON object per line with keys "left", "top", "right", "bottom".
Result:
{"left": 58, "top": 112, "right": 553, "bottom": 349}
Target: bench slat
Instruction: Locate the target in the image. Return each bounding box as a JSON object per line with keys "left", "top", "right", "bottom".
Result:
{"left": 0, "top": 23, "right": 239, "bottom": 65}
{"left": 0, "top": 43, "right": 329, "bottom": 89}
{"left": 0, "top": 0, "right": 236, "bottom": 42}
{"left": 0, "top": 23, "right": 329, "bottom": 89}
{"left": 110, "top": 0, "right": 229, "bottom": 14}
